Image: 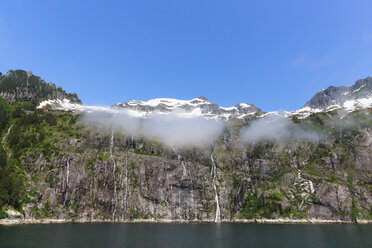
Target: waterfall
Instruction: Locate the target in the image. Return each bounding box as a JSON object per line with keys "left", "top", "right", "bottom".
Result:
{"left": 181, "top": 160, "right": 187, "bottom": 177}
{"left": 211, "top": 155, "right": 221, "bottom": 223}
{"left": 175, "top": 150, "right": 183, "bottom": 219}
{"left": 122, "top": 151, "right": 128, "bottom": 221}
{"left": 175, "top": 150, "right": 195, "bottom": 216}
{"left": 110, "top": 131, "right": 118, "bottom": 220}
{"left": 296, "top": 169, "right": 315, "bottom": 211}
{"left": 188, "top": 162, "right": 194, "bottom": 208}
{"left": 63, "top": 158, "right": 70, "bottom": 206}
{"left": 178, "top": 188, "right": 182, "bottom": 220}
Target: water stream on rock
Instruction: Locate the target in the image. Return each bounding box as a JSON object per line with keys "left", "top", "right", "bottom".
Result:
{"left": 297, "top": 169, "right": 315, "bottom": 211}
{"left": 210, "top": 155, "right": 221, "bottom": 223}
{"left": 187, "top": 162, "right": 194, "bottom": 208}
{"left": 63, "top": 158, "right": 70, "bottom": 206}
{"left": 176, "top": 151, "right": 195, "bottom": 217}
{"left": 110, "top": 131, "right": 118, "bottom": 220}
{"left": 122, "top": 151, "right": 128, "bottom": 221}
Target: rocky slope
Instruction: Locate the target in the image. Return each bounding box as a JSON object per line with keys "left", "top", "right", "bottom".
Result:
{"left": 0, "top": 70, "right": 81, "bottom": 103}
{"left": 303, "top": 77, "right": 372, "bottom": 111}
{"left": 252, "top": 77, "right": 372, "bottom": 120}
{"left": 114, "top": 96, "right": 263, "bottom": 120}
{"left": 0, "top": 70, "right": 371, "bottom": 223}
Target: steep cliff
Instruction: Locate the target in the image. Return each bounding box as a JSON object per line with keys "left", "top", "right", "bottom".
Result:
{"left": 0, "top": 71, "right": 371, "bottom": 223}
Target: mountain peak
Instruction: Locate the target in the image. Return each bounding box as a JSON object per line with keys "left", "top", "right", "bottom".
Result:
{"left": 304, "top": 77, "right": 372, "bottom": 110}
{"left": 196, "top": 96, "right": 211, "bottom": 102}
{"left": 0, "top": 70, "right": 81, "bottom": 103}
{"left": 112, "top": 97, "right": 263, "bottom": 120}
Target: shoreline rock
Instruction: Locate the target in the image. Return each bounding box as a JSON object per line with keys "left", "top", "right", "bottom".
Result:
{"left": 1, "top": 218, "right": 372, "bottom": 225}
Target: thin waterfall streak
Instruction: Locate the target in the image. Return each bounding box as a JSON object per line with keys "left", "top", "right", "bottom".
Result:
{"left": 178, "top": 188, "right": 182, "bottom": 220}
{"left": 211, "top": 154, "right": 221, "bottom": 223}
{"left": 63, "top": 158, "right": 70, "bottom": 206}
{"left": 175, "top": 149, "right": 195, "bottom": 215}
{"left": 181, "top": 161, "right": 187, "bottom": 177}
{"left": 122, "top": 151, "right": 128, "bottom": 221}
{"left": 110, "top": 131, "right": 117, "bottom": 220}
{"left": 187, "top": 163, "right": 194, "bottom": 208}
{"left": 119, "top": 158, "right": 123, "bottom": 221}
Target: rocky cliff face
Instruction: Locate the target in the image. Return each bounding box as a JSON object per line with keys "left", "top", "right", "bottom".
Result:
{"left": 0, "top": 70, "right": 371, "bottom": 223}
{"left": 16, "top": 109, "right": 372, "bottom": 222}
{"left": 304, "top": 77, "right": 372, "bottom": 110}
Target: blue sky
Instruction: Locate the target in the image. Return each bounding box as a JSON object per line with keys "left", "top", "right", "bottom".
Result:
{"left": 1, "top": 0, "right": 372, "bottom": 111}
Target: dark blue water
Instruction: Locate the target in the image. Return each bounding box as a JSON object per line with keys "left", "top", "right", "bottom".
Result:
{"left": 0, "top": 223, "right": 371, "bottom": 248}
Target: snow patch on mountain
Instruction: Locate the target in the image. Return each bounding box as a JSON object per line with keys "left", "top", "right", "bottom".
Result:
{"left": 126, "top": 97, "right": 211, "bottom": 108}
{"left": 114, "top": 96, "right": 261, "bottom": 120}
{"left": 37, "top": 97, "right": 261, "bottom": 121}
{"left": 343, "top": 97, "right": 372, "bottom": 111}
{"left": 37, "top": 77, "right": 372, "bottom": 122}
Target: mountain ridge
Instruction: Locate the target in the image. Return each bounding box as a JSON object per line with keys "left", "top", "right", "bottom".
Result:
{"left": 94, "top": 76, "right": 372, "bottom": 119}
{"left": 114, "top": 96, "right": 263, "bottom": 120}
{"left": 0, "top": 70, "right": 81, "bottom": 103}
{"left": 304, "top": 77, "right": 372, "bottom": 109}
{"left": 2, "top": 70, "right": 372, "bottom": 120}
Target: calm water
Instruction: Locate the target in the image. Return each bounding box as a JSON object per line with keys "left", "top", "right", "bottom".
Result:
{"left": 0, "top": 223, "right": 371, "bottom": 248}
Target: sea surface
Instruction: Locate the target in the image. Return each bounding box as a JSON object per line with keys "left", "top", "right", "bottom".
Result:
{"left": 0, "top": 223, "right": 371, "bottom": 248}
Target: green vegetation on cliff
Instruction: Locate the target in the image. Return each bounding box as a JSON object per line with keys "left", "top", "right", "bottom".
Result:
{"left": 0, "top": 70, "right": 371, "bottom": 222}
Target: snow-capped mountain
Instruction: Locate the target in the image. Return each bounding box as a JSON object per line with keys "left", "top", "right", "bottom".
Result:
{"left": 38, "top": 96, "right": 263, "bottom": 120}
{"left": 286, "top": 77, "right": 372, "bottom": 118}
{"left": 114, "top": 96, "right": 263, "bottom": 120}
{"left": 37, "top": 77, "right": 372, "bottom": 121}
{"left": 304, "top": 77, "right": 372, "bottom": 109}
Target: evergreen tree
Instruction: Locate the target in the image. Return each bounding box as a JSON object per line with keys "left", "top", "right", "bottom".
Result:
{"left": 0, "top": 104, "right": 9, "bottom": 131}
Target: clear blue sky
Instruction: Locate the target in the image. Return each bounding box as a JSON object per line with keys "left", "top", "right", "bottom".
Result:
{"left": 1, "top": 1, "right": 372, "bottom": 111}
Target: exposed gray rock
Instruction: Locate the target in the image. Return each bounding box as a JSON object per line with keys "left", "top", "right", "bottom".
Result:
{"left": 114, "top": 96, "right": 264, "bottom": 120}
{"left": 304, "top": 77, "right": 372, "bottom": 109}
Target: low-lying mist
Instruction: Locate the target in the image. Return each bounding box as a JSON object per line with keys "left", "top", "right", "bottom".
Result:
{"left": 326, "top": 110, "right": 372, "bottom": 129}
{"left": 80, "top": 107, "right": 224, "bottom": 148}
{"left": 75, "top": 104, "right": 370, "bottom": 148}
{"left": 239, "top": 114, "right": 320, "bottom": 144}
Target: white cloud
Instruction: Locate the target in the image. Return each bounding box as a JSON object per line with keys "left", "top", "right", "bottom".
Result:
{"left": 239, "top": 114, "right": 319, "bottom": 144}
{"left": 80, "top": 107, "right": 224, "bottom": 148}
